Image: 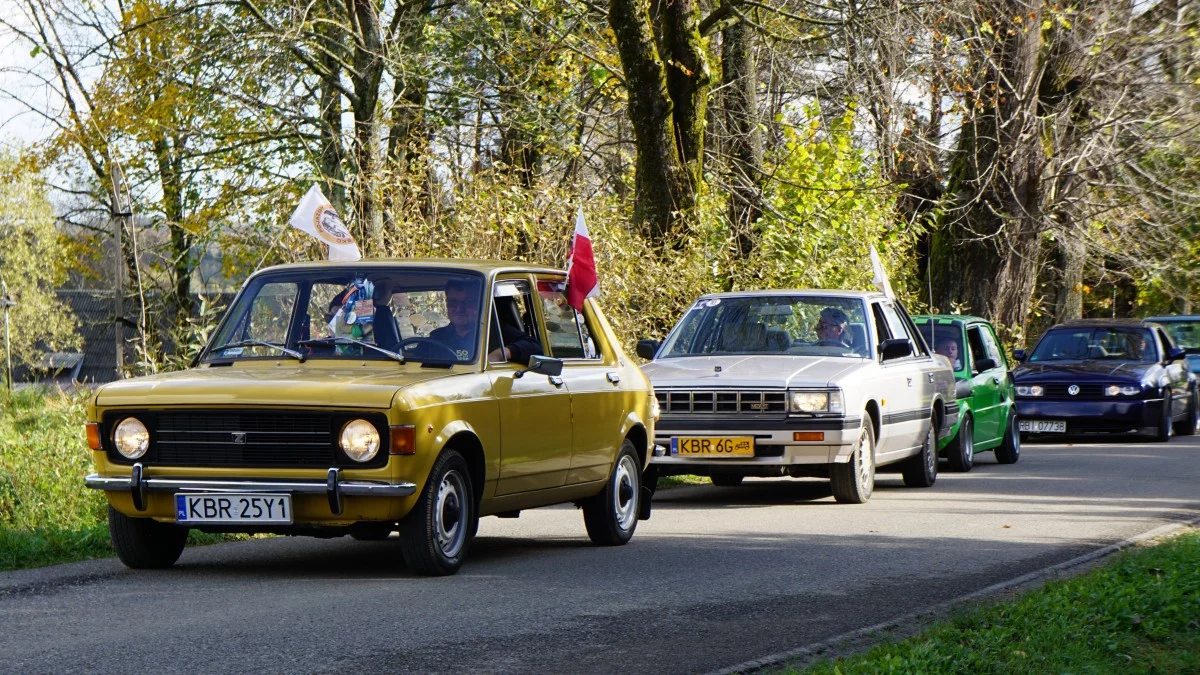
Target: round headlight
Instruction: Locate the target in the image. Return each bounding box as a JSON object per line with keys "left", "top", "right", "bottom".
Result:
{"left": 340, "top": 419, "right": 381, "bottom": 463}
{"left": 113, "top": 417, "right": 150, "bottom": 459}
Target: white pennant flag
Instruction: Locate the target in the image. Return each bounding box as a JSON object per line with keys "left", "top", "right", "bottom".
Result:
{"left": 869, "top": 245, "right": 894, "bottom": 299}
{"left": 288, "top": 184, "right": 361, "bottom": 261}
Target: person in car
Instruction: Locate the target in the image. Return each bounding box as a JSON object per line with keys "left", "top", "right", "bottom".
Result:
{"left": 429, "top": 279, "right": 482, "bottom": 362}
{"left": 935, "top": 336, "right": 962, "bottom": 370}
{"left": 813, "top": 307, "right": 851, "bottom": 347}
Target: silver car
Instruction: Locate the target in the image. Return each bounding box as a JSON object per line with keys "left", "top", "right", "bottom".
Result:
{"left": 637, "top": 290, "right": 957, "bottom": 503}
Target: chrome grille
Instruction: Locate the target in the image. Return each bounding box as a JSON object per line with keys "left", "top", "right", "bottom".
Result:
{"left": 655, "top": 390, "right": 787, "bottom": 414}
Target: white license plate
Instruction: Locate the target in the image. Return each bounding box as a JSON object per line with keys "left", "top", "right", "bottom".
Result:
{"left": 1019, "top": 419, "right": 1066, "bottom": 433}
{"left": 176, "top": 493, "right": 292, "bottom": 524}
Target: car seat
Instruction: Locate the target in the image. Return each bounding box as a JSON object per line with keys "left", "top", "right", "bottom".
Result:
{"left": 722, "top": 322, "right": 767, "bottom": 352}
{"left": 846, "top": 323, "right": 868, "bottom": 355}
{"left": 765, "top": 327, "right": 791, "bottom": 352}
{"left": 373, "top": 304, "right": 401, "bottom": 351}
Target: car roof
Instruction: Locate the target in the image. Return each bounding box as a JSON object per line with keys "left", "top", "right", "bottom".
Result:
{"left": 697, "top": 289, "right": 888, "bottom": 301}
{"left": 254, "top": 258, "right": 565, "bottom": 277}
{"left": 912, "top": 314, "right": 988, "bottom": 325}
{"left": 1052, "top": 318, "right": 1149, "bottom": 329}
{"left": 1144, "top": 315, "right": 1200, "bottom": 322}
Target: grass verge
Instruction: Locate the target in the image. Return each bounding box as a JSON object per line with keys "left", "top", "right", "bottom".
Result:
{"left": 0, "top": 388, "right": 233, "bottom": 571}
{"left": 796, "top": 529, "right": 1200, "bottom": 674}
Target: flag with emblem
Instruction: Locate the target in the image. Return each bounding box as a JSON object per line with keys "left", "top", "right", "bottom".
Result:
{"left": 869, "top": 245, "right": 894, "bottom": 299}
{"left": 289, "top": 184, "right": 361, "bottom": 261}
{"left": 565, "top": 207, "right": 599, "bottom": 311}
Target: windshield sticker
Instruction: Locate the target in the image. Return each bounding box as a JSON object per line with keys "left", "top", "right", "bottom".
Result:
{"left": 222, "top": 347, "right": 244, "bottom": 356}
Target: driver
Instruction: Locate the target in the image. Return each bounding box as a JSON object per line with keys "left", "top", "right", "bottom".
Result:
{"left": 429, "top": 279, "right": 480, "bottom": 361}
{"left": 813, "top": 307, "right": 851, "bottom": 348}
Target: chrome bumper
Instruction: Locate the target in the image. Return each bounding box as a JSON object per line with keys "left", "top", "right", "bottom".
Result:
{"left": 85, "top": 463, "right": 417, "bottom": 515}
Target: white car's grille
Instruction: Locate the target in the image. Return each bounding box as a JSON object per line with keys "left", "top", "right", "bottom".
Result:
{"left": 655, "top": 390, "right": 787, "bottom": 414}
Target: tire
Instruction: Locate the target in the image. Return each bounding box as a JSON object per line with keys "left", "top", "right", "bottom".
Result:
{"left": 399, "top": 449, "right": 475, "bottom": 576}
{"left": 1154, "top": 391, "right": 1173, "bottom": 443}
{"left": 1174, "top": 388, "right": 1198, "bottom": 436}
{"left": 902, "top": 420, "right": 938, "bottom": 488}
{"left": 830, "top": 421, "right": 876, "bottom": 504}
{"left": 710, "top": 475, "right": 744, "bottom": 487}
{"left": 995, "top": 413, "right": 1021, "bottom": 464}
{"left": 107, "top": 506, "right": 188, "bottom": 569}
{"left": 583, "top": 440, "right": 641, "bottom": 546}
{"left": 945, "top": 415, "right": 975, "bottom": 473}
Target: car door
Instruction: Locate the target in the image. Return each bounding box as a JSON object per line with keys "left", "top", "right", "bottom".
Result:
{"left": 872, "top": 301, "right": 926, "bottom": 459}
{"left": 965, "top": 323, "right": 1004, "bottom": 443}
{"left": 1154, "top": 327, "right": 1189, "bottom": 418}
{"left": 488, "top": 276, "right": 573, "bottom": 495}
{"left": 534, "top": 277, "right": 622, "bottom": 485}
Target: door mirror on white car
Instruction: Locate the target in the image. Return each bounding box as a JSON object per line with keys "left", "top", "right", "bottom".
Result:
{"left": 879, "top": 338, "right": 912, "bottom": 360}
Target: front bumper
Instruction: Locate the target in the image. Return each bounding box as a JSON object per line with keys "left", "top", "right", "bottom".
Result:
{"left": 651, "top": 415, "right": 862, "bottom": 467}
{"left": 1015, "top": 397, "right": 1164, "bottom": 433}
{"left": 86, "top": 463, "right": 417, "bottom": 517}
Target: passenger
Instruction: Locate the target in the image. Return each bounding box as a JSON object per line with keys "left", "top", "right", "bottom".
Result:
{"left": 487, "top": 296, "right": 544, "bottom": 365}
{"left": 429, "top": 279, "right": 481, "bottom": 361}
{"left": 813, "top": 307, "right": 851, "bottom": 348}
{"left": 934, "top": 337, "right": 962, "bottom": 370}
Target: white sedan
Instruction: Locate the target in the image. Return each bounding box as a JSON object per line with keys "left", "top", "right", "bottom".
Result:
{"left": 638, "top": 290, "right": 957, "bottom": 503}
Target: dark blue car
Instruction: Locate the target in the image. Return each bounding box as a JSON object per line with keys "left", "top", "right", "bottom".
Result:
{"left": 1012, "top": 319, "right": 1198, "bottom": 441}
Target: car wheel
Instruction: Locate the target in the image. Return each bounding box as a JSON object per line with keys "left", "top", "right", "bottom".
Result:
{"left": 995, "top": 413, "right": 1021, "bottom": 464}
{"left": 710, "top": 475, "right": 744, "bottom": 487}
{"left": 945, "top": 415, "right": 975, "bottom": 473}
{"left": 1154, "top": 392, "right": 1173, "bottom": 443}
{"left": 902, "top": 419, "right": 938, "bottom": 488}
{"left": 107, "top": 506, "right": 188, "bottom": 569}
{"left": 1173, "top": 388, "right": 1198, "bottom": 436}
{"left": 399, "top": 449, "right": 475, "bottom": 576}
{"left": 583, "top": 440, "right": 641, "bottom": 546}
{"left": 831, "top": 421, "right": 875, "bottom": 504}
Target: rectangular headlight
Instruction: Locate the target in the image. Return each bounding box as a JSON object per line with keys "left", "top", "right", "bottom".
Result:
{"left": 789, "top": 390, "right": 844, "bottom": 414}
{"left": 1104, "top": 384, "right": 1141, "bottom": 396}
{"left": 1016, "top": 385, "right": 1044, "bottom": 397}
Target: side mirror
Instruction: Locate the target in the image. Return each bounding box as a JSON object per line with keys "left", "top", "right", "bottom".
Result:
{"left": 514, "top": 354, "right": 563, "bottom": 378}
{"left": 1012, "top": 349, "right": 1027, "bottom": 363}
{"left": 879, "top": 338, "right": 912, "bottom": 360}
{"left": 1166, "top": 347, "right": 1186, "bottom": 363}
{"left": 974, "top": 357, "right": 997, "bottom": 372}
{"left": 636, "top": 339, "right": 660, "bottom": 360}
{"left": 954, "top": 378, "right": 974, "bottom": 400}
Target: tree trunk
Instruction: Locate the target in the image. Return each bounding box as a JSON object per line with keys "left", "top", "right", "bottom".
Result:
{"left": 350, "top": 0, "right": 384, "bottom": 253}
{"left": 1054, "top": 234, "right": 1085, "bottom": 321}
{"left": 609, "top": 0, "right": 697, "bottom": 242}
{"left": 722, "top": 18, "right": 763, "bottom": 259}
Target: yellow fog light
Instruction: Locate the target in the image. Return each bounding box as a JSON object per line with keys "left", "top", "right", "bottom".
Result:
{"left": 113, "top": 417, "right": 150, "bottom": 459}
{"left": 340, "top": 419, "right": 381, "bottom": 462}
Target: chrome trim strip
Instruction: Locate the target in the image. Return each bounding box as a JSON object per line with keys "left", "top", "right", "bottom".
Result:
{"left": 84, "top": 474, "right": 416, "bottom": 497}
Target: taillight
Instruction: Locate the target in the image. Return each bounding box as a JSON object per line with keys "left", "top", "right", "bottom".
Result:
{"left": 85, "top": 423, "right": 102, "bottom": 451}
{"left": 389, "top": 425, "right": 416, "bottom": 455}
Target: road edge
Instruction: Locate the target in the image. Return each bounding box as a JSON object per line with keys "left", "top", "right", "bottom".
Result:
{"left": 708, "top": 514, "right": 1200, "bottom": 675}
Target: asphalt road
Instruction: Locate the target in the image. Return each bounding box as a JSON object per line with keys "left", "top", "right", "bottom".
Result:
{"left": 3, "top": 435, "right": 1198, "bottom": 674}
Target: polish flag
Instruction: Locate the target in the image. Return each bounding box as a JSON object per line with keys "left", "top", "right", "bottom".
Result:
{"left": 566, "top": 208, "right": 599, "bottom": 311}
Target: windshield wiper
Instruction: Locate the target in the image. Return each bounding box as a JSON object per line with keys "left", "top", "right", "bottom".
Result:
{"left": 297, "top": 337, "right": 406, "bottom": 363}
{"left": 208, "top": 339, "right": 306, "bottom": 362}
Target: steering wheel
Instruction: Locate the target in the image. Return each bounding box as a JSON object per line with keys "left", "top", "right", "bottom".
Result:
{"left": 814, "top": 339, "right": 851, "bottom": 348}
{"left": 398, "top": 336, "right": 461, "bottom": 361}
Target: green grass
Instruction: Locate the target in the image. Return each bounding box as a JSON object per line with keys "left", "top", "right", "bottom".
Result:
{"left": 797, "top": 530, "right": 1200, "bottom": 674}
{"left": 0, "top": 388, "right": 235, "bottom": 571}
{"left": 656, "top": 474, "right": 710, "bottom": 489}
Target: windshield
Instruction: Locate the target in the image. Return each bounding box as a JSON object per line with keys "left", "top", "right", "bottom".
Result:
{"left": 1154, "top": 320, "right": 1200, "bottom": 350}
{"left": 659, "top": 295, "right": 871, "bottom": 358}
{"left": 205, "top": 268, "right": 485, "bottom": 365}
{"left": 1029, "top": 327, "right": 1157, "bottom": 364}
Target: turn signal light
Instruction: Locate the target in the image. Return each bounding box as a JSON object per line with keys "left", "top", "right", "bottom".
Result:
{"left": 85, "top": 423, "right": 102, "bottom": 451}
{"left": 793, "top": 432, "right": 825, "bottom": 442}
{"left": 389, "top": 426, "right": 416, "bottom": 455}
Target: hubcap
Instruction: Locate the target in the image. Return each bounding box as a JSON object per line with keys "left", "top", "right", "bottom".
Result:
{"left": 434, "top": 470, "right": 468, "bottom": 558}
{"left": 857, "top": 427, "right": 875, "bottom": 496}
{"left": 964, "top": 420, "right": 974, "bottom": 463}
{"left": 612, "top": 454, "right": 639, "bottom": 532}
{"left": 926, "top": 427, "right": 937, "bottom": 475}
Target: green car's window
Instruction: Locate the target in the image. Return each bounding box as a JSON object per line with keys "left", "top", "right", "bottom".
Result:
{"left": 966, "top": 326, "right": 989, "bottom": 373}
{"left": 980, "top": 325, "right": 1004, "bottom": 368}
{"left": 660, "top": 295, "right": 871, "bottom": 358}
{"left": 919, "top": 323, "right": 964, "bottom": 371}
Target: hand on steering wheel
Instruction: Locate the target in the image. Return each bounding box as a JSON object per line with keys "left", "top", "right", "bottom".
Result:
{"left": 399, "top": 336, "right": 461, "bottom": 361}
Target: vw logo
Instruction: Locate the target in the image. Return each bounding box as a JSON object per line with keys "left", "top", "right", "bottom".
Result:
{"left": 231, "top": 432, "right": 247, "bottom": 444}
{"left": 1068, "top": 385, "right": 1080, "bottom": 396}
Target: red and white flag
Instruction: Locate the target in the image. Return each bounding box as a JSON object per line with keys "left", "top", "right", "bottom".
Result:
{"left": 565, "top": 207, "right": 599, "bottom": 311}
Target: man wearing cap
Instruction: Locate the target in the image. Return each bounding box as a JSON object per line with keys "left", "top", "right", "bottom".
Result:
{"left": 814, "top": 307, "right": 851, "bottom": 348}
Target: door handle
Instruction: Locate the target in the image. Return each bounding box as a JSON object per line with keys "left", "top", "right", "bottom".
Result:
{"left": 549, "top": 376, "right": 564, "bottom": 387}
{"left": 927, "top": 373, "right": 934, "bottom": 383}
{"left": 992, "top": 376, "right": 1001, "bottom": 385}
{"left": 907, "top": 377, "right": 914, "bottom": 387}
{"left": 606, "top": 372, "right": 621, "bottom": 384}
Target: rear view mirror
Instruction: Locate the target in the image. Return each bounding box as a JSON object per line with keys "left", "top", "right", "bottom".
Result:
{"left": 1012, "top": 349, "right": 1027, "bottom": 363}
{"left": 879, "top": 338, "right": 912, "bottom": 360}
{"left": 974, "top": 357, "right": 997, "bottom": 372}
{"left": 954, "top": 379, "right": 974, "bottom": 400}
{"left": 514, "top": 355, "right": 563, "bottom": 378}
{"left": 636, "top": 339, "right": 660, "bottom": 360}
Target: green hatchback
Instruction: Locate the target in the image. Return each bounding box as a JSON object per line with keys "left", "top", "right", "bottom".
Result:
{"left": 912, "top": 315, "right": 1020, "bottom": 471}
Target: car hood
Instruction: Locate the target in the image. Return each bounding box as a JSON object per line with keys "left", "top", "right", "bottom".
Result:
{"left": 94, "top": 364, "right": 460, "bottom": 409}
{"left": 642, "top": 355, "right": 864, "bottom": 389}
{"left": 1013, "top": 360, "right": 1150, "bottom": 383}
